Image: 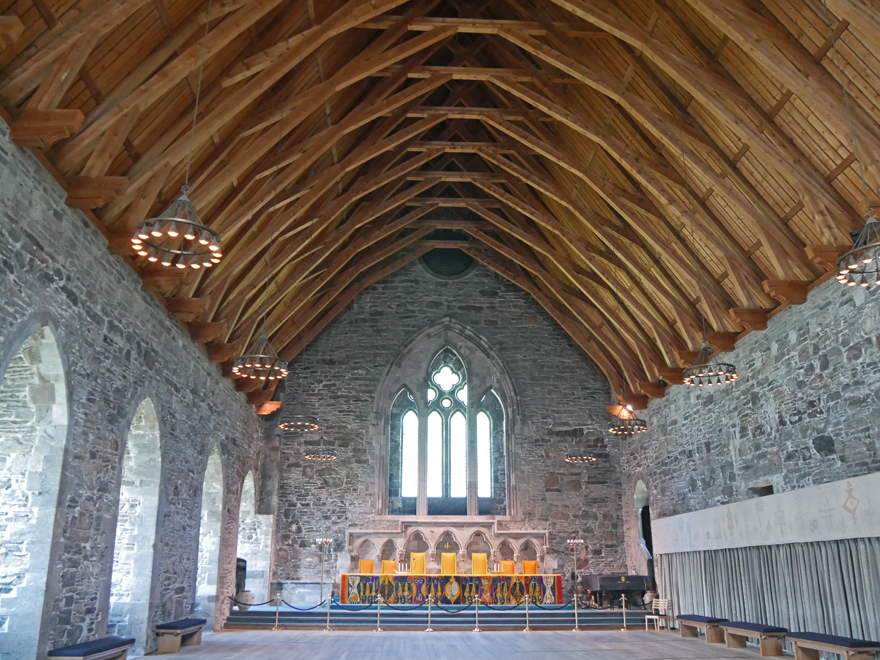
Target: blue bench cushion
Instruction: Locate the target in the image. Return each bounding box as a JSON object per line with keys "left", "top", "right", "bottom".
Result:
{"left": 678, "top": 614, "right": 729, "bottom": 624}
{"left": 723, "top": 621, "right": 788, "bottom": 634}
{"left": 48, "top": 636, "right": 135, "bottom": 657}
{"left": 788, "top": 632, "right": 880, "bottom": 649}
{"left": 155, "top": 617, "right": 207, "bottom": 631}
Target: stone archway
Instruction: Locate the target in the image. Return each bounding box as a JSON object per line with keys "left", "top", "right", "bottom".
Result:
{"left": 195, "top": 446, "right": 223, "bottom": 630}
{"left": 0, "top": 327, "right": 68, "bottom": 660}
{"left": 237, "top": 472, "right": 273, "bottom": 603}
{"left": 109, "top": 398, "right": 161, "bottom": 655}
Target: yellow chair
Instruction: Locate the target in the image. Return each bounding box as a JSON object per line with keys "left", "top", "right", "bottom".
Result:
{"left": 409, "top": 552, "right": 426, "bottom": 575}
{"left": 441, "top": 552, "right": 457, "bottom": 576}
{"left": 497, "top": 560, "right": 515, "bottom": 575}
{"left": 472, "top": 553, "right": 488, "bottom": 576}
{"left": 522, "top": 560, "right": 538, "bottom": 575}
{"left": 358, "top": 559, "right": 375, "bottom": 574}
{"left": 381, "top": 559, "right": 397, "bottom": 575}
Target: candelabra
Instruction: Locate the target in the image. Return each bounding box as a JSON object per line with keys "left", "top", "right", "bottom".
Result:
{"left": 316, "top": 537, "right": 333, "bottom": 602}
{"left": 566, "top": 538, "right": 584, "bottom": 604}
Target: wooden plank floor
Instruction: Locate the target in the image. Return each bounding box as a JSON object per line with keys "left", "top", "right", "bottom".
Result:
{"left": 170, "top": 630, "right": 756, "bottom": 659}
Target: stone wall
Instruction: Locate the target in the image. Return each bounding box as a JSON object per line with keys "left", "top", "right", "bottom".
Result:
{"left": 621, "top": 281, "right": 880, "bottom": 571}
{"left": 0, "top": 119, "right": 263, "bottom": 657}
{"left": 273, "top": 259, "right": 627, "bottom": 589}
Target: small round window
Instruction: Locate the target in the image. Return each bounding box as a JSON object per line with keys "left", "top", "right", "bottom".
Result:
{"left": 420, "top": 248, "right": 475, "bottom": 280}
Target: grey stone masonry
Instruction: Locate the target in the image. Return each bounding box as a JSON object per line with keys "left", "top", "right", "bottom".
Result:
{"left": 621, "top": 280, "right": 880, "bottom": 570}
{"left": 0, "top": 118, "right": 263, "bottom": 656}
{"left": 274, "top": 259, "right": 627, "bottom": 589}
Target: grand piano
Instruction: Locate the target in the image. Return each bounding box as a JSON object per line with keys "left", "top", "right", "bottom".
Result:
{"left": 579, "top": 574, "right": 651, "bottom": 608}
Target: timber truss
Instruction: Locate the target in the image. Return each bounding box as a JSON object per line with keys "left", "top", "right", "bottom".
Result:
{"left": 1, "top": 0, "right": 877, "bottom": 409}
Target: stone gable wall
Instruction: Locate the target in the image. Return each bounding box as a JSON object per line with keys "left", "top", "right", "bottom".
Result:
{"left": 621, "top": 281, "right": 880, "bottom": 572}
{"left": 274, "top": 259, "right": 627, "bottom": 587}
{"left": 0, "top": 120, "right": 262, "bottom": 656}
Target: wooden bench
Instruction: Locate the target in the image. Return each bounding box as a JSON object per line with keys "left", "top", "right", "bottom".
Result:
{"left": 46, "top": 635, "right": 135, "bottom": 660}
{"left": 722, "top": 621, "right": 788, "bottom": 656}
{"left": 155, "top": 617, "right": 207, "bottom": 654}
{"left": 677, "top": 615, "right": 729, "bottom": 643}
{"left": 788, "top": 632, "right": 880, "bottom": 660}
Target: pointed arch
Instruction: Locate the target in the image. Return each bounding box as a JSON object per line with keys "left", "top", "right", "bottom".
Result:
{"left": 195, "top": 444, "right": 224, "bottom": 630}
{"left": 375, "top": 318, "right": 519, "bottom": 517}
{"left": 109, "top": 397, "right": 162, "bottom": 656}
{"left": 0, "top": 324, "right": 69, "bottom": 660}
{"left": 236, "top": 471, "right": 273, "bottom": 603}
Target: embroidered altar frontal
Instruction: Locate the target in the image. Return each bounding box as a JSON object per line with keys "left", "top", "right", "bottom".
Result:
{"left": 340, "top": 574, "right": 563, "bottom": 605}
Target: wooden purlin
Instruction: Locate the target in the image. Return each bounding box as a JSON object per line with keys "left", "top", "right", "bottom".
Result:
{"left": 5, "top": 0, "right": 880, "bottom": 399}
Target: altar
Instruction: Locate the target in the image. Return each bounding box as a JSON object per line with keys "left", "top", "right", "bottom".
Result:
{"left": 340, "top": 574, "right": 563, "bottom": 605}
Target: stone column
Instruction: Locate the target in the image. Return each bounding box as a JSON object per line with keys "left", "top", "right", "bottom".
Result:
{"left": 416, "top": 384, "right": 428, "bottom": 515}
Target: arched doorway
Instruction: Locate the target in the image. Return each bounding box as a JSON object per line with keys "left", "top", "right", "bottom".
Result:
{"left": 236, "top": 472, "right": 273, "bottom": 603}
{"left": 0, "top": 327, "right": 68, "bottom": 660}
{"left": 195, "top": 446, "right": 223, "bottom": 629}
{"left": 109, "top": 398, "right": 161, "bottom": 655}
{"left": 633, "top": 479, "right": 655, "bottom": 589}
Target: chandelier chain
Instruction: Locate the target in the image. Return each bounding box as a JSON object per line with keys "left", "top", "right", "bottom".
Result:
{"left": 184, "top": 0, "right": 214, "bottom": 190}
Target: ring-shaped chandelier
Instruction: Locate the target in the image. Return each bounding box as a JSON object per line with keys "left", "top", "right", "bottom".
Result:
{"left": 279, "top": 415, "right": 321, "bottom": 432}
{"left": 836, "top": 211, "right": 880, "bottom": 288}
{"left": 565, "top": 453, "right": 598, "bottom": 464}
{"left": 131, "top": 191, "right": 222, "bottom": 269}
{"left": 608, "top": 406, "right": 648, "bottom": 436}
{"left": 683, "top": 343, "right": 738, "bottom": 387}
{"left": 232, "top": 333, "right": 288, "bottom": 381}
{"left": 304, "top": 448, "right": 338, "bottom": 461}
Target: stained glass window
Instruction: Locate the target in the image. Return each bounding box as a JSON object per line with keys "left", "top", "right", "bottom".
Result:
{"left": 400, "top": 411, "right": 418, "bottom": 497}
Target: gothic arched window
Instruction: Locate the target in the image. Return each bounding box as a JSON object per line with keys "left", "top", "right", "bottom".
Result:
{"left": 387, "top": 346, "right": 506, "bottom": 517}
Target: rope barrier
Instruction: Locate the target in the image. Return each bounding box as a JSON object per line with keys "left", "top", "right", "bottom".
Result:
{"left": 280, "top": 599, "right": 328, "bottom": 611}
{"left": 229, "top": 596, "right": 276, "bottom": 607}
{"left": 434, "top": 602, "right": 471, "bottom": 614}
{"left": 532, "top": 601, "right": 569, "bottom": 610}
{"left": 483, "top": 602, "right": 520, "bottom": 611}
{"left": 333, "top": 600, "right": 376, "bottom": 611}
{"left": 384, "top": 601, "right": 427, "bottom": 611}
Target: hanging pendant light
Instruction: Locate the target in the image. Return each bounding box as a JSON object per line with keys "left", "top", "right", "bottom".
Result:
{"left": 279, "top": 415, "right": 321, "bottom": 432}
{"left": 131, "top": 189, "right": 222, "bottom": 269}
{"left": 232, "top": 333, "right": 288, "bottom": 381}
{"left": 304, "top": 436, "right": 337, "bottom": 461}
{"left": 608, "top": 404, "right": 648, "bottom": 436}
{"left": 132, "top": 0, "right": 220, "bottom": 269}
{"left": 683, "top": 342, "right": 738, "bottom": 387}
{"left": 565, "top": 451, "right": 598, "bottom": 464}
{"left": 836, "top": 210, "right": 880, "bottom": 288}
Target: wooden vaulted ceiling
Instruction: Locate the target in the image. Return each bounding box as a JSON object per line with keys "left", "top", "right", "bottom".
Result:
{"left": 1, "top": 0, "right": 878, "bottom": 409}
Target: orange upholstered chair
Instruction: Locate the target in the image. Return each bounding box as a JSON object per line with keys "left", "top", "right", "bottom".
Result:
{"left": 522, "top": 560, "right": 538, "bottom": 575}
{"left": 358, "top": 559, "right": 375, "bottom": 574}
{"left": 409, "top": 552, "right": 427, "bottom": 575}
{"left": 381, "top": 559, "right": 397, "bottom": 575}
{"left": 471, "top": 553, "right": 488, "bottom": 576}
{"left": 441, "top": 552, "right": 457, "bottom": 575}
{"left": 497, "top": 560, "right": 515, "bottom": 575}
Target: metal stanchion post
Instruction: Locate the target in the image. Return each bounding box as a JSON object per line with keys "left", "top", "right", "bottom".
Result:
{"left": 273, "top": 594, "right": 281, "bottom": 631}
{"left": 425, "top": 595, "right": 434, "bottom": 632}
{"left": 523, "top": 595, "right": 532, "bottom": 633}
{"left": 473, "top": 597, "right": 481, "bottom": 633}
{"left": 621, "top": 594, "right": 627, "bottom": 631}
{"left": 572, "top": 594, "right": 579, "bottom": 632}
{"left": 376, "top": 595, "right": 383, "bottom": 632}
{"left": 324, "top": 595, "right": 332, "bottom": 632}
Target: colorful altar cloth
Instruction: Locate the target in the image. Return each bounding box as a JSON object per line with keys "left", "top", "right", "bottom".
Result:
{"left": 340, "top": 574, "right": 563, "bottom": 605}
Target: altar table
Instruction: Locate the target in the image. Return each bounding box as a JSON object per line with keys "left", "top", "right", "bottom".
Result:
{"left": 340, "top": 574, "right": 563, "bottom": 605}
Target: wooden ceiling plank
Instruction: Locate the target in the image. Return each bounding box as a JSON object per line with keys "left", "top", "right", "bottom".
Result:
{"left": 685, "top": 0, "right": 880, "bottom": 193}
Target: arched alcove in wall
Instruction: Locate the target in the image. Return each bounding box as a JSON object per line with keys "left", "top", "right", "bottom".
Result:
{"left": 195, "top": 445, "right": 223, "bottom": 630}
{"left": 0, "top": 326, "right": 68, "bottom": 660}
{"left": 465, "top": 532, "right": 492, "bottom": 573}
{"left": 237, "top": 471, "right": 273, "bottom": 603}
{"left": 109, "top": 398, "right": 161, "bottom": 656}
{"left": 403, "top": 532, "right": 429, "bottom": 565}
{"left": 634, "top": 479, "right": 653, "bottom": 557}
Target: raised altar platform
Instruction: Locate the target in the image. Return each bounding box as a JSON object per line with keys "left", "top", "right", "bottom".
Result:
{"left": 340, "top": 574, "right": 563, "bottom": 605}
